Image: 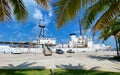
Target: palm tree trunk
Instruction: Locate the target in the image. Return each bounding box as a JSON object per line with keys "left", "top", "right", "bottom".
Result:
{"left": 115, "top": 38, "right": 119, "bottom": 57}
{"left": 118, "top": 38, "right": 120, "bottom": 56}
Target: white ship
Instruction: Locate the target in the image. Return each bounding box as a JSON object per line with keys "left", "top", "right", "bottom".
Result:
{"left": 0, "top": 34, "right": 111, "bottom": 54}
{"left": 56, "top": 34, "right": 111, "bottom": 52}
{"left": 0, "top": 38, "right": 56, "bottom": 54}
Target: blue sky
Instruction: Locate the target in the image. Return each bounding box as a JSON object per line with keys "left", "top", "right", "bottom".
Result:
{"left": 0, "top": 0, "right": 116, "bottom": 48}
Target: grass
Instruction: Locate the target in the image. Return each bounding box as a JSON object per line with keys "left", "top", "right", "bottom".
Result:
{"left": 0, "top": 69, "right": 120, "bottom": 75}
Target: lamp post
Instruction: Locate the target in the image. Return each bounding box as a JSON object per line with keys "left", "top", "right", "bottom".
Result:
{"left": 51, "top": 50, "right": 55, "bottom": 75}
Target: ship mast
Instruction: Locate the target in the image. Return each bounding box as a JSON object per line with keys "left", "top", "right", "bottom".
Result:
{"left": 79, "top": 20, "right": 82, "bottom": 36}
{"left": 38, "top": 19, "right": 45, "bottom": 45}
{"left": 38, "top": 19, "right": 45, "bottom": 38}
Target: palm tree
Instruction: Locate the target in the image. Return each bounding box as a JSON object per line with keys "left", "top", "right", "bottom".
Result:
{"left": 98, "top": 19, "right": 120, "bottom": 56}
{"left": 35, "top": 0, "right": 50, "bottom": 10}
{"left": 81, "top": 0, "right": 120, "bottom": 32}
{"left": 54, "top": 0, "right": 120, "bottom": 29}
{"left": 0, "top": 0, "right": 28, "bottom": 22}
{"left": 0, "top": 0, "right": 50, "bottom": 22}
{"left": 54, "top": 0, "right": 97, "bottom": 28}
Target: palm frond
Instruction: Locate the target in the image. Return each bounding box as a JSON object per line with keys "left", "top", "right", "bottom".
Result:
{"left": 98, "top": 27, "right": 112, "bottom": 41}
{"left": 80, "top": 0, "right": 87, "bottom": 8}
{"left": 54, "top": 0, "right": 80, "bottom": 28}
{"left": 81, "top": 0, "right": 97, "bottom": 8}
{"left": 81, "top": 0, "right": 116, "bottom": 32}
{"left": 98, "top": 18, "right": 120, "bottom": 41}
{"left": 116, "top": 31, "right": 120, "bottom": 38}
{"left": 10, "top": 0, "right": 28, "bottom": 22}
{"left": 35, "top": 0, "right": 50, "bottom": 10}
{"left": 112, "top": 24, "right": 120, "bottom": 35}
{"left": 93, "top": 1, "right": 120, "bottom": 33}
{"left": 0, "top": 0, "right": 11, "bottom": 21}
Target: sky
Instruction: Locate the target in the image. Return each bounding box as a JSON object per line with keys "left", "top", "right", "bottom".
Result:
{"left": 0, "top": 0, "right": 116, "bottom": 48}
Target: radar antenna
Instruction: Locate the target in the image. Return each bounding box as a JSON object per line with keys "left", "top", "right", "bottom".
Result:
{"left": 38, "top": 19, "right": 45, "bottom": 38}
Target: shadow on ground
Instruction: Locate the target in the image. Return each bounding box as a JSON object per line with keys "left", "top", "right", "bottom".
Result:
{"left": 88, "top": 55, "right": 120, "bottom": 62}
{"left": 56, "top": 63, "right": 101, "bottom": 70}
{"left": 87, "top": 55, "right": 120, "bottom": 72}
{"left": 56, "top": 63, "right": 85, "bottom": 69}
{"left": 56, "top": 63, "right": 102, "bottom": 70}
{"left": 0, "top": 62, "right": 45, "bottom": 75}
{"left": 88, "top": 55, "right": 111, "bottom": 61}
{"left": 0, "top": 63, "right": 119, "bottom": 75}
{"left": 54, "top": 64, "right": 119, "bottom": 75}
{"left": 0, "top": 62, "right": 45, "bottom": 69}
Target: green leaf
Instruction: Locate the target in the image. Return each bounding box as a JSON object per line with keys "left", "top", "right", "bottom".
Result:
{"left": 35, "top": 0, "right": 50, "bottom": 10}
{"left": 10, "top": 0, "right": 28, "bottom": 22}
{"left": 54, "top": 0, "right": 80, "bottom": 28}
{"left": 0, "top": 0, "right": 11, "bottom": 21}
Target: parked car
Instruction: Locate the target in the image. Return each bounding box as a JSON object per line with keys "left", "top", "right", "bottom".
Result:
{"left": 67, "top": 49, "right": 75, "bottom": 53}
{"left": 56, "top": 49, "right": 64, "bottom": 54}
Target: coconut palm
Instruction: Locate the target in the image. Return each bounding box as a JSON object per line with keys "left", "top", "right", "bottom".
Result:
{"left": 80, "top": 0, "right": 120, "bottom": 56}
{"left": 0, "top": 0, "right": 50, "bottom": 22}
{"left": 0, "top": 0, "right": 28, "bottom": 22}
{"left": 98, "top": 19, "right": 120, "bottom": 56}
{"left": 35, "top": 0, "right": 50, "bottom": 10}
{"left": 53, "top": 0, "right": 120, "bottom": 31}
{"left": 54, "top": 0, "right": 97, "bottom": 28}
{"left": 81, "top": 0, "right": 120, "bottom": 32}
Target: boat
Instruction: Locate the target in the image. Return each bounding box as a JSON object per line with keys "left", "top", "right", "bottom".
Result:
{"left": 56, "top": 34, "right": 111, "bottom": 52}
{"left": 0, "top": 34, "right": 111, "bottom": 54}
{"left": 0, "top": 38, "right": 56, "bottom": 54}
{"left": 0, "top": 33, "right": 112, "bottom": 54}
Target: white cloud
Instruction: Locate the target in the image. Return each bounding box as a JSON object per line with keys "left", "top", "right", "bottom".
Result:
{"left": 33, "top": 8, "right": 43, "bottom": 20}
{"left": 32, "top": 8, "right": 54, "bottom": 38}
{"left": 48, "top": 11, "right": 53, "bottom": 17}
{"left": 42, "top": 15, "right": 50, "bottom": 25}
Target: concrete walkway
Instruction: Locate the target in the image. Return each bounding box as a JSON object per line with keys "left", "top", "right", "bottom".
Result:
{"left": 0, "top": 51, "right": 120, "bottom": 72}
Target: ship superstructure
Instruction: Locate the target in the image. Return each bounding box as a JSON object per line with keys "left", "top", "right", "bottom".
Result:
{"left": 0, "top": 34, "right": 111, "bottom": 54}
{"left": 56, "top": 34, "right": 111, "bottom": 52}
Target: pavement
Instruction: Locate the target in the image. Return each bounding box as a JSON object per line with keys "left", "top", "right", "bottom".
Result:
{"left": 0, "top": 51, "right": 120, "bottom": 72}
